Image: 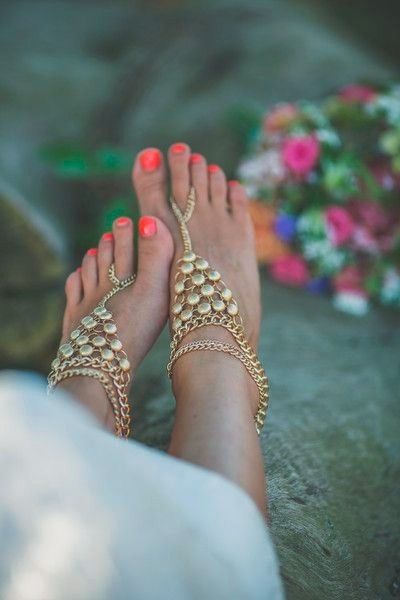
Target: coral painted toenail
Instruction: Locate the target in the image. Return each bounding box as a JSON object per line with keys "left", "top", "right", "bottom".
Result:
{"left": 228, "top": 180, "right": 240, "bottom": 186}
{"left": 116, "top": 217, "right": 130, "bottom": 227}
{"left": 139, "top": 216, "right": 157, "bottom": 238}
{"left": 171, "top": 143, "right": 186, "bottom": 154}
{"left": 87, "top": 248, "right": 98, "bottom": 256}
{"left": 208, "top": 164, "right": 220, "bottom": 173}
{"left": 77, "top": 267, "right": 82, "bottom": 272}
{"left": 139, "top": 149, "right": 161, "bottom": 172}
{"left": 102, "top": 232, "right": 114, "bottom": 242}
{"left": 190, "top": 153, "right": 202, "bottom": 164}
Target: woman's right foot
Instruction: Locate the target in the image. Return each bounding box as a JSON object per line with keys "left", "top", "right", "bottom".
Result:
{"left": 132, "top": 144, "right": 262, "bottom": 412}
{"left": 133, "top": 145, "right": 267, "bottom": 513}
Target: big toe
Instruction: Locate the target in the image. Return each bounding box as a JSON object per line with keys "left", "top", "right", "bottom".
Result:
{"left": 133, "top": 148, "right": 172, "bottom": 226}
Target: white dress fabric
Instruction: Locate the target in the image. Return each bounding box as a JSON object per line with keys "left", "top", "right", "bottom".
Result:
{"left": 0, "top": 371, "right": 284, "bottom": 600}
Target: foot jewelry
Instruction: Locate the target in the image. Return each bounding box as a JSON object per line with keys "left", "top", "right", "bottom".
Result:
{"left": 167, "top": 187, "right": 269, "bottom": 434}
{"left": 48, "top": 265, "right": 135, "bottom": 439}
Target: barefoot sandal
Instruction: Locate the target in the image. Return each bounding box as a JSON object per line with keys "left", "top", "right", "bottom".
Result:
{"left": 167, "top": 187, "right": 269, "bottom": 434}
{"left": 48, "top": 265, "right": 135, "bottom": 439}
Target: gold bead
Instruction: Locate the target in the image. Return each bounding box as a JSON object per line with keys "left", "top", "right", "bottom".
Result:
{"left": 80, "top": 344, "right": 93, "bottom": 357}
{"left": 195, "top": 258, "right": 209, "bottom": 271}
{"left": 104, "top": 323, "right": 117, "bottom": 335}
{"left": 198, "top": 302, "right": 211, "bottom": 315}
{"left": 221, "top": 288, "right": 232, "bottom": 302}
{"left": 93, "top": 336, "right": 107, "bottom": 348}
{"left": 183, "top": 250, "right": 196, "bottom": 262}
{"left": 201, "top": 284, "right": 214, "bottom": 297}
{"left": 81, "top": 316, "right": 96, "bottom": 329}
{"left": 187, "top": 293, "right": 200, "bottom": 306}
{"left": 175, "top": 280, "right": 185, "bottom": 294}
{"left": 110, "top": 339, "right": 122, "bottom": 352}
{"left": 51, "top": 358, "right": 60, "bottom": 369}
{"left": 208, "top": 270, "right": 221, "bottom": 282}
{"left": 181, "top": 309, "right": 193, "bottom": 321}
{"left": 99, "top": 311, "right": 112, "bottom": 321}
{"left": 172, "top": 303, "right": 182, "bottom": 315}
{"left": 102, "top": 348, "right": 114, "bottom": 361}
{"left": 119, "top": 358, "right": 130, "bottom": 372}
{"left": 181, "top": 262, "right": 194, "bottom": 275}
{"left": 172, "top": 318, "right": 182, "bottom": 331}
{"left": 76, "top": 334, "right": 89, "bottom": 346}
{"left": 70, "top": 329, "right": 81, "bottom": 341}
{"left": 192, "top": 273, "right": 205, "bottom": 286}
{"left": 59, "top": 343, "right": 73, "bottom": 358}
{"left": 212, "top": 300, "right": 225, "bottom": 312}
{"left": 227, "top": 303, "right": 238, "bottom": 316}
{"left": 94, "top": 305, "right": 107, "bottom": 316}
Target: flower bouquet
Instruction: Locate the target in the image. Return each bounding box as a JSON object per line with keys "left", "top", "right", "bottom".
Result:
{"left": 238, "top": 83, "right": 400, "bottom": 315}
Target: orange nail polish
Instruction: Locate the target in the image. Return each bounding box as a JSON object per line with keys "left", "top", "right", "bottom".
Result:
{"left": 190, "top": 153, "right": 202, "bottom": 164}
{"left": 208, "top": 164, "right": 220, "bottom": 173}
{"left": 116, "top": 217, "right": 130, "bottom": 227}
{"left": 139, "top": 149, "right": 161, "bottom": 172}
{"left": 102, "top": 232, "right": 114, "bottom": 242}
{"left": 139, "top": 216, "right": 157, "bottom": 238}
{"left": 87, "top": 248, "right": 98, "bottom": 256}
{"left": 171, "top": 143, "right": 186, "bottom": 154}
{"left": 228, "top": 180, "right": 240, "bottom": 186}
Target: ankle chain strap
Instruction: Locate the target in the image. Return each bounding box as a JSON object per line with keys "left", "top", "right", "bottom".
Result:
{"left": 168, "top": 187, "right": 269, "bottom": 435}
{"left": 48, "top": 265, "right": 135, "bottom": 439}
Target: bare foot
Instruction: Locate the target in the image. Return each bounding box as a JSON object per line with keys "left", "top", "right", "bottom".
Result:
{"left": 58, "top": 214, "right": 173, "bottom": 432}
{"left": 133, "top": 144, "right": 267, "bottom": 514}
{"left": 132, "top": 144, "right": 261, "bottom": 411}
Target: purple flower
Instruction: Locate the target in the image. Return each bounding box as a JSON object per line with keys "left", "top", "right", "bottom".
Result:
{"left": 306, "top": 277, "right": 331, "bottom": 294}
{"left": 274, "top": 213, "right": 298, "bottom": 242}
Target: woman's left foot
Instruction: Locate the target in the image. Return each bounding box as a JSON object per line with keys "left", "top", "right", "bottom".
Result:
{"left": 58, "top": 215, "right": 173, "bottom": 431}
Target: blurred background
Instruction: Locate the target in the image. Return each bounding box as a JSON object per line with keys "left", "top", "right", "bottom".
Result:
{"left": 1, "top": 1, "right": 399, "bottom": 599}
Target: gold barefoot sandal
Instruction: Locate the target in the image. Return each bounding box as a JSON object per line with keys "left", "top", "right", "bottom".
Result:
{"left": 167, "top": 187, "right": 269, "bottom": 434}
{"left": 48, "top": 265, "right": 135, "bottom": 439}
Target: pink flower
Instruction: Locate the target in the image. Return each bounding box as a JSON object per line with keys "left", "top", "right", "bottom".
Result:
{"left": 264, "top": 103, "right": 298, "bottom": 134}
{"left": 348, "top": 199, "right": 390, "bottom": 234}
{"left": 282, "top": 136, "right": 320, "bottom": 177}
{"left": 270, "top": 254, "right": 310, "bottom": 287}
{"left": 325, "top": 206, "right": 355, "bottom": 246}
{"left": 339, "top": 84, "right": 377, "bottom": 104}
{"left": 333, "top": 266, "right": 365, "bottom": 294}
{"left": 352, "top": 225, "right": 379, "bottom": 254}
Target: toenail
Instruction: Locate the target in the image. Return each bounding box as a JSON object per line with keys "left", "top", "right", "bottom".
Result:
{"left": 87, "top": 248, "right": 98, "bottom": 256}
{"left": 77, "top": 267, "right": 82, "bottom": 272}
{"left": 116, "top": 217, "right": 130, "bottom": 227}
{"left": 190, "top": 153, "right": 203, "bottom": 164}
{"left": 139, "top": 149, "right": 161, "bottom": 172}
{"left": 208, "top": 164, "right": 220, "bottom": 173}
{"left": 102, "top": 232, "right": 114, "bottom": 242}
{"left": 171, "top": 143, "right": 187, "bottom": 154}
{"left": 139, "top": 216, "right": 157, "bottom": 238}
{"left": 228, "top": 180, "right": 240, "bottom": 186}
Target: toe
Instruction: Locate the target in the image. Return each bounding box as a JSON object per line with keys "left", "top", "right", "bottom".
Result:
{"left": 98, "top": 232, "right": 114, "bottom": 287}
{"left": 228, "top": 180, "right": 248, "bottom": 219}
{"left": 65, "top": 268, "right": 83, "bottom": 307}
{"left": 168, "top": 142, "right": 191, "bottom": 210}
{"left": 135, "top": 215, "right": 174, "bottom": 327}
{"left": 112, "top": 217, "right": 134, "bottom": 280}
{"left": 189, "top": 153, "right": 209, "bottom": 205}
{"left": 81, "top": 248, "right": 99, "bottom": 293}
{"left": 208, "top": 164, "right": 228, "bottom": 212}
{"left": 133, "top": 147, "right": 169, "bottom": 220}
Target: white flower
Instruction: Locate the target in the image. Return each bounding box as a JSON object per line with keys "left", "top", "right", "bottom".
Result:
{"left": 238, "top": 149, "right": 286, "bottom": 190}
{"left": 333, "top": 292, "right": 369, "bottom": 316}
{"left": 381, "top": 268, "right": 400, "bottom": 306}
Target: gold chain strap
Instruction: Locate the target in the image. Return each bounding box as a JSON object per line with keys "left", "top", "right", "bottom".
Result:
{"left": 48, "top": 264, "right": 135, "bottom": 439}
{"left": 168, "top": 187, "right": 269, "bottom": 434}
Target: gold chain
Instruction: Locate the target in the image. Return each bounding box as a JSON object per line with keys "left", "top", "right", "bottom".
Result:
{"left": 168, "top": 187, "right": 269, "bottom": 434}
{"left": 48, "top": 264, "right": 136, "bottom": 439}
